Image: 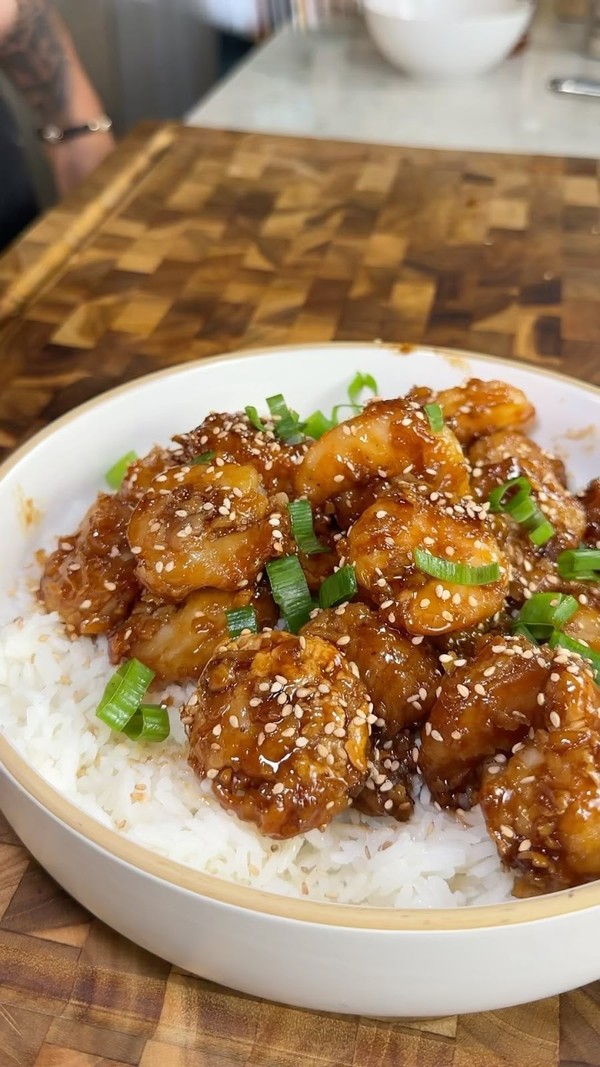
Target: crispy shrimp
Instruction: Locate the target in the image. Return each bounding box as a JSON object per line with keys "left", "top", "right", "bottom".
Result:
{"left": 353, "top": 731, "right": 415, "bottom": 822}
{"left": 562, "top": 603, "right": 600, "bottom": 654}
{"left": 480, "top": 660, "right": 600, "bottom": 893}
{"left": 347, "top": 487, "right": 507, "bottom": 635}
{"left": 109, "top": 586, "right": 277, "bottom": 681}
{"left": 39, "top": 494, "right": 138, "bottom": 635}
{"left": 119, "top": 446, "right": 177, "bottom": 505}
{"left": 470, "top": 430, "right": 586, "bottom": 602}
{"left": 173, "top": 411, "right": 310, "bottom": 497}
{"left": 295, "top": 398, "right": 470, "bottom": 506}
{"left": 128, "top": 462, "right": 277, "bottom": 601}
{"left": 431, "top": 379, "right": 534, "bottom": 446}
{"left": 182, "top": 630, "right": 370, "bottom": 838}
{"left": 420, "top": 635, "right": 556, "bottom": 807}
{"left": 302, "top": 602, "right": 440, "bottom": 735}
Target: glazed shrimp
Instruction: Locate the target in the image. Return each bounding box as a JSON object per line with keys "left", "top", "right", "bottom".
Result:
{"left": 419, "top": 634, "right": 557, "bottom": 807}
{"left": 470, "top": 430, "right": 586, "bottom": 602}
{"left": 432, "top": 379, "right": 534, "bottom": 446}
{"left": 346, "top": 487, "right": 507, "bottom": 635}
{"left": 295, "top": 398, "right": 470, "bottom": 506}
{"left": 128, "top": 462, "right": 277, "bottom": 601}
{"left": 182, "top": 631, "right": 370, "bottom": 838}
{"left": 302, "top": 602, "right": 441, "bottom": 735}
{"left": 581, "top": 478, "right": 600, "bottom": 546}
{"left": 109, "top": 586, "right": 277, "bottom": 681}
{"left": 174, "top": 411, "right": 310, "bottom": 497}
{"left": 480, "top": 661, "right": 600, "bottom": 893}
{"left": 40, "top": 494, "right": 138, "bottom": 635}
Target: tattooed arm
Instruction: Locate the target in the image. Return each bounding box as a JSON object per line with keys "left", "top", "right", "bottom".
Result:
{"left": 0, "top": 0, "right": 115, "bottom": 195}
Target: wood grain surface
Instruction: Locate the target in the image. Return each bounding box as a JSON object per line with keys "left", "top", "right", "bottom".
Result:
{"left": 0, "top": 122, "right": 599, "bottom": 1066}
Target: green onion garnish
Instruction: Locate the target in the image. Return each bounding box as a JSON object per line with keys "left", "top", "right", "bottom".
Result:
{"left": 302, "top": 409, "right": 334, "bottom": 440}
{"left": 123, "top": 703, "right": 171, "bottom": 742}
{"left": 424, "top": 403, "right": 444, "bottom": 432}
{"left": 347, "top": 372, "right": 378, "bottom": 407}
{"left": 288, "top": 500, "right": 327, "bottom": 556}
{"left": 267, "top": 394, "right": 304, "bottom": 444}
{"left": 557, "top": 547, "right": 600, "bottom": 581}
{"left": 514, "top": 592, "right": 579, "bottom": 640}
{"left": 414, "top": 548, "right": 500, "bottom": 586}
{"left": 96, "top": 658, "right": 155, "bottom": 733}
{"left": 191, "top": 450, "right": 216, "bottom": 466}
{"left": 513, "top": 622, "right": 538, "bottom": 644}
{"left": 488, "top": 476, "right": 555, "bottom": 547}
{"left": 549, "top": 630, "right": 600, "bottom": 680}
{"left": 245, "top": 405, "right": 267, "bottom": 432}
{"left": 266, "top": 555, "right": 313, "bottom": 633}
{"left": 105, "top": 451, "right": 138, "bottom": 490}
{"left": 226, "top": 606, "right": 258, "bottom": 638}
{"left": 319, "top": 565, "right": 358, "bottom": 609}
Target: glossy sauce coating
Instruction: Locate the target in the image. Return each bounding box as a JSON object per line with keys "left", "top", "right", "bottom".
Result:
{"left": 39, "top": 494, "right": 138, "bottom": 635}
{"left": 303, "top": 602, "right": 440, "bottom": 735}
{"left": 128, "top": 462, "right": 276, "bottom": 600}
{"left": 480, "top": 663, "right": 600, "bottom": 894}
{"left": 183, "top": 631, "right": 370, "bottom": 838}
{"left": 353, "top": 730, "right": 415, "bottom": 823}
{"left": 347, "top": 487, "right": 507, "bottom": 635}
{"left": 296, "top": 398, "right": 470, "bottom": 506}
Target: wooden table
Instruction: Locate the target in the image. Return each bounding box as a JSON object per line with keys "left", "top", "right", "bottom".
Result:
{"left": 1, "top": 123, "right": 599, "bottom": 1067}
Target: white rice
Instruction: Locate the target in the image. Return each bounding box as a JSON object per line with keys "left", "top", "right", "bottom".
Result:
{"left": 0, "top": 582, "right": 513, "bottom": 908}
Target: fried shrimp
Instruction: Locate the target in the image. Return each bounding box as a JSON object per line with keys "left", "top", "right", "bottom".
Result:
{"left": 480, "top": 660, "right": 600, "bottom": 893}
{"left": 432, "top": 378, "right": 534, "bottom": 446}
{"left": 174, "top": 411, "right": 310, "bottom": 497}
{"left": 302, "top": 602, "right": 440, "bottom": 735}
{"left": 470, "top": 430, "right": 586, "bottom": 602}
{"left": 182, "top": 631, "right": 370, "bottom": 838}
{"left": 109, "top": 586, "right": 277, "bottom": 681}
{"left": 40, "top": 494, "right": 138, "bottom": 635}
{"left": 420, "top": 635, "right": 553, "bottom": 807}
{"left": 128, "top": 462, "right": 277, "bottom": 601}
{"left": 347, "top": 488, "right": 507, "bottom": 635}
{"left": 295, "top": 398, "right": 470, "bottom": 506}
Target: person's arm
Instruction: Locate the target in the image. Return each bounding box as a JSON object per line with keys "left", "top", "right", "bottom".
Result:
{"left": 0, "top": 0, "right": 115, "bottom": 197}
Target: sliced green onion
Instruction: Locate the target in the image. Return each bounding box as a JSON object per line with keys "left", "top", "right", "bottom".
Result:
{"left": 528, "top": 518, "right": 555, "bottom": 547}
{"left": 557, "top": 547, "right": 600, "bottom": 581}
{"left": 488, "top": 476, "right": 532, "bottom": 514}
{"left": 288, "top": 500, "right": 327, "bottom": 556}
{"left": 488, "top": 476, "right": 555, "bottom": 546}
{"left": 424, "top": 403, "right": 444, "bottom": 432}
{"left": 414, "top": 548, "right": 500, "bottom": 586}
{"left": 191, "top": 450, "right": 216, "bottom": 466}
{"left": 319, "top": 565, "right": 358, "bottom": 609}
{"left": 302, "top": 409, "right": 334, "bottom": 440}
{"left": 513, "top": 622, "right": 538, "bottom": 644}
{"left": 105, "top": 451, "right": 138, "bottom": 490}
{"left": 514, "top": 592, "right": 579, "bottom": 640}
{"left": 267, "top": 394, "right": 304, "bottom": 444}
{"left": 96, "top": 658, "right": 155, "bottom": 733}
{"left": 245, "top": 405, "right": 267, "bottom": 432}
{"left": 266, "top": 555, "right": 313, "bottom": 632}
{"left": 549, "top": 630, "right": 600, "bottom": 680}
{"left": 123, "top": 703, "right": 171, "bottom": 742}
{"left": 347, "top": 372, "right": 378, "bottom": 407}
{"left": 226, "top": 606, "right": 258, "bottom": 638}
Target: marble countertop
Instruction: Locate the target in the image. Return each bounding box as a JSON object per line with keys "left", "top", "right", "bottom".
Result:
{"left": 187, "top": 6, "right": 600, "bottom": 158}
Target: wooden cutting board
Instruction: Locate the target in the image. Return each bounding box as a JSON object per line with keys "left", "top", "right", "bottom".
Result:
{"left": 0, "top": 122, "right": 599, "bottom": 1066}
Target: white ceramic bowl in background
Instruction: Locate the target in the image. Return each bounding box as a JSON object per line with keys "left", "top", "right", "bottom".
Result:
{"left": 363, "top": 0, "right": 534, "bottom": 79}
{"left": 1, "top": 343, "right": 600, "bottom": 1018}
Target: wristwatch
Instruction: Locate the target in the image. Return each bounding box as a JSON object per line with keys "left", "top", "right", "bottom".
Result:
{"left": 37, "top": 114, "right": 113, "bottom": 145}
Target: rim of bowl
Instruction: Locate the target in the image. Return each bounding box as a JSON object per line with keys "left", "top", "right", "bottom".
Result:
{"left": 1, "top": 342, "right": 600, "bottom": 932}
{"left": 362, "top": 0, "right": 533, "bottom": 24}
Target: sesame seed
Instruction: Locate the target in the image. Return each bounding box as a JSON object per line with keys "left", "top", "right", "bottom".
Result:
{"left": 474, "top": 683, "right": 486, "bottom": 697}
{"left": 431, "top": 729, "right": 443, "bottom": 742}
{"left": 296, "top": 736, "right": 309, "bottom": 748}
{"left": 80, "top": 599, "right": 92, "bottom": 609}
{"left": 537, "top": 693, "right": 545, "bottom": 706}
{"left": 451, "top": 730, "right": 461, "bottom": 740}
{"left": 500, "top": 824, "right": 514, "bottom": 838}
{"left": 420, "top": 598, "right": 431, "bottom": 609}
{"left": 333, "top": 474, "right": 345, "bottom": 483}
{"left": 264, "top": 722, "right": 278, "bottom": 734}
{"left": 441, "top": 610, "right": 453, "bottom": 622}
{"left": 518, "top": 839, "right": 532, "bottom": 853}
{"left": 272, "top": 782, "right": 284, "bottom": 795}
{"left": 337, "top": 635, "right": 351, "bottom": 647}
{"left": 206, "top": 769, "right": 218, "bottom": 779}
{"left": 457, "top": 684, "right": 469, "bottom": 698}
{"left": 549, "top": 711, "right": 561, "bottom": 728}
{"left": 229, "top": 715, "right": 239, "bottom": 728}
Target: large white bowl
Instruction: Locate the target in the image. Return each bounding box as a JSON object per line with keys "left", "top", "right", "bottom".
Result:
{"left": 1, "top": 343, "right": 600, "bottom": 1018}
{"left": 363, "top": 0, "right": 534, "bottom": 79}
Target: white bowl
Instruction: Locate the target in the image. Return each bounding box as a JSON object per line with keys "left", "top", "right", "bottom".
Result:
{"left": 363, "top": 0, "right": 534, "bottom": 79}
{"left": 1, "top": 343, "right": 600, "bottom": 1018}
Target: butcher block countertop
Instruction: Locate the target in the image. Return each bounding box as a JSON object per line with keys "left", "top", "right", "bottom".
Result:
{"left": 0, "top": 122, "right": 599, "bottom": 1066}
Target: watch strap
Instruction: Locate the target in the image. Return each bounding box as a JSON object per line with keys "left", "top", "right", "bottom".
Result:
{"left": 37, "top": 115, "right": 113, "bottom": 145}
